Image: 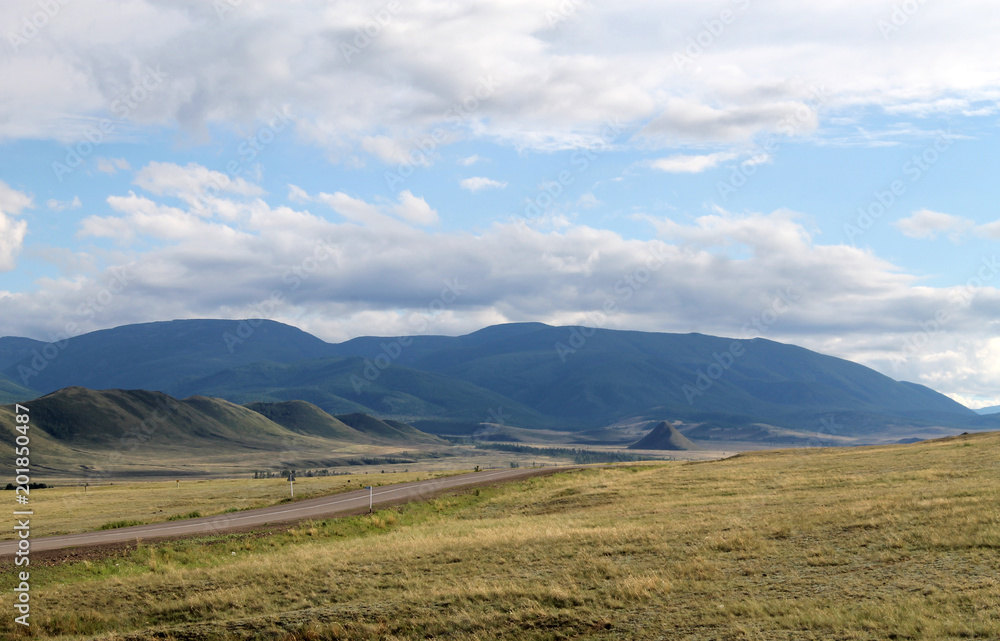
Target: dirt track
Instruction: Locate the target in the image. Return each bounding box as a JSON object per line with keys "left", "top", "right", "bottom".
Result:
{"left": 0, "top": 466, "right": 577, "bottom": 558}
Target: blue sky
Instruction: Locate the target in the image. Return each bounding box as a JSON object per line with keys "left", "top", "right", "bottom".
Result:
{"left": 1, "top": 0, "right": 999, "bottom": 408}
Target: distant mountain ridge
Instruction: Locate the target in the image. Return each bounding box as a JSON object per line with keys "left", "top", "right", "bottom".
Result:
{"left": 1, "top": 319, "right": 989, "bottom": 439}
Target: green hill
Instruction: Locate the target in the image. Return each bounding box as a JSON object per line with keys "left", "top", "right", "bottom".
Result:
{"left": 244, "top": 400, "right": 371, "bottom": 441}
{"left": 0, "top": 388, "right": 447, "bottom": 476}
{"left": 0, "top": 372, "right": 36, "bottom": 404}
{"left": 334, "top": 413, "right": 447, "bottom": 445}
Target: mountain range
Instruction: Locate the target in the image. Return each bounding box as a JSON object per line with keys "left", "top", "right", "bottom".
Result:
{"left": 2, "top": 319, "right": 995, "bottom": 441}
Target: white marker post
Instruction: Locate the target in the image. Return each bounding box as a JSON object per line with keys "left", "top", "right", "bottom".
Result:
{"left": 289, "top": 471, "right": 296, "bottom": 497}
{"left": 365, "top": 486, "right": 373, "bottom": 513}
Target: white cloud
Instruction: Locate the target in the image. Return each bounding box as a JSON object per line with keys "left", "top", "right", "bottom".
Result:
{"left": 460, "top": 177, "right": 507, "bottom": 192}
{"left": 287, "top": 184, "right": 312, "bottom": 204}
{"left": 361, "top": 135, "right": 428, "bottom": 167}
{"left": 976, "top": 220, "right": 1000, "bottom": 240}
{"left": 458, "top": 155, "right": 483, "bottom": 166}
{"left": 47, "top": 196, "right": 82, "bottom": 211}
{"left": 0, "top": 213, "right": 28, "bottom": 272}
{"left": 893, "top": 209, "right": 975, "bottom": 242}
{"left": 134, "top": 162, "right": 264, "bottom": 204}
{"left": 0, "top": 180, "right": 33, "bottom": 215}
{"left": 0, "top": 181, "right": 32, "bottom": 272}
{"left": 393, "top": 190, "right": 439, "bottom": 226}
{"left": 1, "top": 2, "right": 998, "bottom": 152}
{"left": 577, "top": 193, "right": 601, "bottom": 208}
{"left": 651, "top": 152, "right": 738, "bottom": 174}
{"left": 96, "top": 157, "right": 132, "bottom": 174}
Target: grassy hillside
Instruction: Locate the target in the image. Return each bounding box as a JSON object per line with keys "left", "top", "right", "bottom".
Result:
{"left": 0, "top": 372, "right": 36, "bottom": 404}
{"left": 171, "top": 356, "right": 552, "bottom": 429}
{"left": 0, "top": 388, "right": 451, "bottom": 476}
{"left": 4, "top": 432, "right": 1000, "bottom": 639}
{"left": 335, "top": 412, "right": 447, "bottom": 445}
{"left": 243, "top": 400, "right": 371, "bottom": 441}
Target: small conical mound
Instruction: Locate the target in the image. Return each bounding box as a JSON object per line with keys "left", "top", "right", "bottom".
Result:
{"left": 628, "top": 421, "right": 696, "bottom": 450}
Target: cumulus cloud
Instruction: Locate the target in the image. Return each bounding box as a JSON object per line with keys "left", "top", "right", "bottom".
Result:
{"left": 0, "top": 214, "right": 28, "bottom": 272}
{"left": 460, "top": 177, "right": 507, "bottom": 192}
{"left": 393, "top": 190, "right": 439, "bottom": 225}
{"left": 1, "top": 1, "right": 998, "bottom": 153}
{"left": 0, "top": 181, "right": 32, "bottom": 272}
{"left": 96, "top": 157, "right": 132, "bottom": 174}
{"left": 651, "top": 152, "right": 738, "bottom": 173}
{"left": 0, "top": 180, "right": 32, "bottom": 215}
{"left": 47, "top": 196, "right": 82, "bottom": 211}
{"left": 893, "top": 209, "right": 976, "bottom": 242}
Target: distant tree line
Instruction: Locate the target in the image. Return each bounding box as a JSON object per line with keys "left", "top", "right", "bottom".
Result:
{"left": 473, "top": 443, "right": 652, "bottom": 464}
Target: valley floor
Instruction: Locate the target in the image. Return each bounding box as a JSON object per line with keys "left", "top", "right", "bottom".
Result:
{"left": 2, "top": 432, "right": 999, "bottom": 639}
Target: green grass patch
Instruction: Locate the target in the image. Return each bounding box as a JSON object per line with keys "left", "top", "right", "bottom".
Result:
{"left": 165, "top": 510, "right": 201, "bottom": 521}
{"left": 97, "top": 519, "right": 145, "bottom": 530}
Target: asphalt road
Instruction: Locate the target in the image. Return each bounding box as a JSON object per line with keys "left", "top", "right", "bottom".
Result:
{"left": 0, "top": 467, "right": 574, "bottom": 556}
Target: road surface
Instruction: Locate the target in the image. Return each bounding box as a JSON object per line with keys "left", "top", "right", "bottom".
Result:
{"left": 0, "top": 467, "right": 574, "bottom": 556}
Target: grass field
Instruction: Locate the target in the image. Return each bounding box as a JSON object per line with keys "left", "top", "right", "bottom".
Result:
{"left": 0, "top": 470, "right": 474, "bottom": 540}
{"left": 3, "top": 432, "right": 999, "bottom": 639}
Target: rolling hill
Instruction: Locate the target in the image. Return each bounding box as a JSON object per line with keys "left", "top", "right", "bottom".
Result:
{"left": 0, "top": 388, "right": 445, "bottom": 476}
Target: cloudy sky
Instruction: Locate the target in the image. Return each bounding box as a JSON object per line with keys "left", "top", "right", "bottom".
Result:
{"left": 1, "top": 0, "right": 999, "bottom": 408}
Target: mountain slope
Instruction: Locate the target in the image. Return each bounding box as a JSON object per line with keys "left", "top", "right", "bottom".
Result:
{"left": 0, "top": 372, "right": 36, "bottom": 404}
{"left": 334, "top": 413, "right": 447, "bottom": 445}
{"left": 169, "top": 356, "right": 551, "bottom": 431}
{"left": 1, "top": 319, "right": 979, "bottom": 438}
{"left": 244, "top": 400, "right": 371, "bottom": 441}
{"left": 326, "top": 323, "right": 974, "bottom": 431}
{"left": 2, "top": 319, "right": 337, "bottom": 395}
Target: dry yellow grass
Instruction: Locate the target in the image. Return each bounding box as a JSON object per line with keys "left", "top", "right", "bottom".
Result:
{"left": 3, "top": 431, "right": 1000, "bottom": 640}
{"left": 0, "top": 470, "right": 467, "bottom": 539}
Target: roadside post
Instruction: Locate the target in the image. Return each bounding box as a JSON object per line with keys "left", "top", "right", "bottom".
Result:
{"left": 365, "top": 486, "right": 373, "bottom": 513}
{"left": 289, "top": 471, "right": 296, "bottom": 497}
